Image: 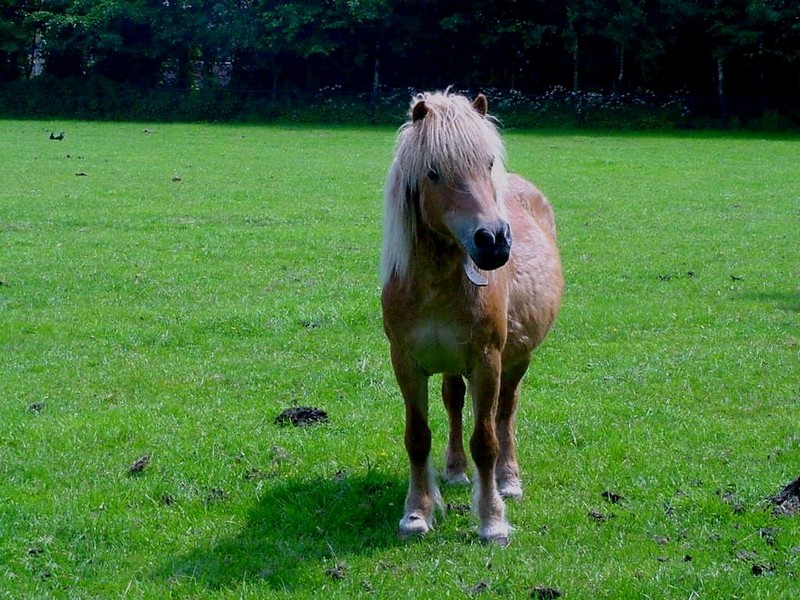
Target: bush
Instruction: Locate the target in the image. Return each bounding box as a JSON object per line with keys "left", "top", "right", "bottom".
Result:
{"left": 1, "top": 78, "right": 796, "bottom": 131}
{"left": 482, "top": 86, "right": 693, "bottom": 130}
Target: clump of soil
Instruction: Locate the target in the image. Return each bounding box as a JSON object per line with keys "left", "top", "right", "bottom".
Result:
{"left": 446, "top": 502, "right": 471, "bottom": 514}
{"left": 275, "top": 406, "right": 328, "bottom": 427}
{"left": 771, "top": 476, "right": 800, "bottom": 517}
{"left": 601, "top": 490, "right": 625, "bottom": 504}
{"left": 204, "top": 487, "right": 228, "bottom": 505}
{"left": 325, "top": 563, "right": 347, "bottom": 580}
{"left": 127, "top": 454, "right": 151, "bottom": 475}
{"left": 716, "top": 484, "right": 746, "bottom": 514}
{"left": 751, "top": 563, "right": 774, "bottom": 576}
{"left": 466, "top": 580, "right": 490, "bottom": 595}
{"left": 530, "top": 585, "right": 563, "bottom": 599}
{"left": 588, "top": 509, "right": 613, "bottom": 523}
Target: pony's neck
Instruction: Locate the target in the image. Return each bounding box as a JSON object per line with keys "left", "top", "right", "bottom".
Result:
{"left": 410, "top": 225, "right": 464, "bottom": 282}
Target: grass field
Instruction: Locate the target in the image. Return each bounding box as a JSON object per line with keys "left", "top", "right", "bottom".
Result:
{"left": 1, "top": 120, "right": 798, "bottom": 598}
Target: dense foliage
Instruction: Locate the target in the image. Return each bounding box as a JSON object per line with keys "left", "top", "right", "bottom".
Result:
{"left": 1, "top": 0, "right": 799, "bottom": 125}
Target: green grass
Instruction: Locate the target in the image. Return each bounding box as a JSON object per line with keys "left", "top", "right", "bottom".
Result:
{"left": 1, "top": 121, "right": 798, "bottom": 598}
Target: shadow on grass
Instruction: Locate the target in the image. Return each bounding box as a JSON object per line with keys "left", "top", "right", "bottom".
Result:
{"left": 746, "top": 291, "right": 800, "bottom": 313}
{"left": 162, "top": 471, "right": 405, "bottom": 591}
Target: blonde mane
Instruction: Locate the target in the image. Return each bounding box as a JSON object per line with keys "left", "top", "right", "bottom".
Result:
{"left": 380, "top": 91, "right": 508, "bottom": 286}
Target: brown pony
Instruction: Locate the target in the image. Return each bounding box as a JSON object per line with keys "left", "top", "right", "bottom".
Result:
{"left": 380, "top": 91, "right": 563, "bottom": 545}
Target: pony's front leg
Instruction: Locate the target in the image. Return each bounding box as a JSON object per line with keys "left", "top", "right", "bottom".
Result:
{"left": 442, "top": 374, "right": 470, "bottom": 485}
{"left": 392, "top": 351, "right": 442, "bottom": 537}
{"left": 495, "top": 363, "right": 529, "bottom": 500}
{"left": 469, "top": 355, "right": 509, "bottom": 545}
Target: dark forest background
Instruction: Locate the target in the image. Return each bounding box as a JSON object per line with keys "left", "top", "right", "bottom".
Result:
{"left": 2, "top": 0, "right": 800, "bottom": 127}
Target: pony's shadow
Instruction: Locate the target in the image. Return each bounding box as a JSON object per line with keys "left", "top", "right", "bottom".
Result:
{"left": 753, "top": 291, "right": 800, "bottom": 313}
{"left": 162, "top": 471, "right": 404, "bottom": 591}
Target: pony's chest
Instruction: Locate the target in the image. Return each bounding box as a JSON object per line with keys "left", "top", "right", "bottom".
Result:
{"left": 408, "top": 318, "right": 468, "bottom": 374}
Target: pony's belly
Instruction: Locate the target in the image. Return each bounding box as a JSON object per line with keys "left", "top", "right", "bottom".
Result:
{"left": 408, "top": 320, "right": 467, "bottom": 374}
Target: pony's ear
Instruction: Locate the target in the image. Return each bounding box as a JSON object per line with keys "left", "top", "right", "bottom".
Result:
{"left": 412, "top": 100, "right": 429, "bottom": 122}
{"left": 472, "top": 94, "right": 488, "bottom": 116}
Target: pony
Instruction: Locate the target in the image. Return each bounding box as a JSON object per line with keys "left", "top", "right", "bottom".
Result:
{"left": 380, "top": 90, "right": 563, "bottom": 545}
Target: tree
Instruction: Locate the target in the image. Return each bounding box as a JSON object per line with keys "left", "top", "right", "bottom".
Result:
{"left": 741, "top": 0, "right": 799, "bottom": 113}
{"left": 1, "top": 0, "right": 797, "bottom": 121}
{"left": 564, "top": 0, "right": 604, "bottom": 91}
{"left": 0, "top": 0, "right": 37, "bottom": 79}
{"left": 603, "top": 0, "right": 647, "bottom": 91}
{"left": 460, "top": 0, "right": 557, "bottom": 90}
{"left": 774, "top": 1, "right": 800, "bottom": 112}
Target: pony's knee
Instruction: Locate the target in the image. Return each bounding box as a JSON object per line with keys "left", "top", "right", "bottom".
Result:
{"left": 405, "top": 424, "right": 432, "bottom": 465}
{"left": 469, "top": 427, "right": 499, "bottom": 470}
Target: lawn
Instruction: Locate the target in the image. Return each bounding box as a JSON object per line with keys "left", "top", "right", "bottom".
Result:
{"left": 0, "top": 120, "right": 798, "bottom": 598}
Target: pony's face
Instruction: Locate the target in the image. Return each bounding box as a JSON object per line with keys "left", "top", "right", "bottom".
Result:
{"left": 418, "top": 156, "right": 512, "bottom": 274}
{"left": 412, "top": 94, "right": 512, "bottom": 282}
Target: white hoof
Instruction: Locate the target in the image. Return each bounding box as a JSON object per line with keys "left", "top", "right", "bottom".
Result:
{"left": 498, "top": 478, "right": 523, "bottom": 500}
{"left": 479, "top": 520, "right": 511, "bottom": 546}
{"left": 399, "top": 512, "right": 431, "bottom": 538}
{"left": 444, "top": 471, "right": 470, "bottom": 486}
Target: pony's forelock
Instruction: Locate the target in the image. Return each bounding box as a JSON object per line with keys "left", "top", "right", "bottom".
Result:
{"left": 399, "top": 92, "right": 505, "bottom": 184}
{"left": 381, "top": 91, "right": 507, "bottom": 286}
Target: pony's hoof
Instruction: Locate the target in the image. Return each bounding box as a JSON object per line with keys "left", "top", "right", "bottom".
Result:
{"left": 480, "top": 531, "right": 510, "bottom": 547}
{"left": 479, "top": 522, "right": 511, "bottom": 546}
{"left": 398, "top": 512, "right": 431, "bottom": 538}
{"left": 485, "top": 534, "right": 510, "bottom": 547}
{"left": 498, "top": 479, "right": 523, "bottom": 500}
{"left": 443, "top": 470, "right": 470, "bottom": 486}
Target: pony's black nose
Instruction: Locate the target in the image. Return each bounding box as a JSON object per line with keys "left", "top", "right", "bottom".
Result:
{"left": 471, "top": 222, "right": 512, "bottom": 270}
{"left": 474, "top": 222, "right": 511, "bottom": 250}
{"left": 473, "top": 228, "right": 497, "bottom": 251}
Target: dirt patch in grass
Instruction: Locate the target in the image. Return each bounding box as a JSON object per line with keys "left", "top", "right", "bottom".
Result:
{"left": 467, "top": 580, "right": 490, "bottom": 595}
{"left": 601, "top": 490, "right": 625, "bottom": 504}
{"left": 127, "top": 454, "right": 151, "bottom": 476}
{"left": 529, "top": 585, "right": 563, "bottom": 599}
{"left": 275, "top": 406, "right": 328, "bottom": 427}
{"left": 771, "top": 476, "right": 800, "bottom": 516}
{"left": 325, "top": 562, "right": 347, "bottom": 580}
{"left": 588, "top": 509, "right": 613, "bottom": 523}
{"left": 204, "top": 488, "right": 228, "bottom": 505}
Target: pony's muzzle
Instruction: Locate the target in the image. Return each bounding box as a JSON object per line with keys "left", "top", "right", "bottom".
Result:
{"left": 470, "top": 222, "right": 512, "bottom": 270}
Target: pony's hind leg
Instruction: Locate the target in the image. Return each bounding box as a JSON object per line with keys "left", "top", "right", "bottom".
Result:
{"left": 495, "top": 363, "right": 529, "bottom": 500}
{"left": 442, "top": 374, "right": 470, "bottom": 485}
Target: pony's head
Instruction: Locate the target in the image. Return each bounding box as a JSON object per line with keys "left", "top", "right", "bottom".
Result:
{"left": 381, "top": 90, "right": 510, "bottom": 286}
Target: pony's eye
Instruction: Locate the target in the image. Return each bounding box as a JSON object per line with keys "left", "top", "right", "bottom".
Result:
{"left": 489, "top": 158, "right": 495, "bottom": 171}
{"left": 427, "top": 168, "right": 441, "bottom": 183}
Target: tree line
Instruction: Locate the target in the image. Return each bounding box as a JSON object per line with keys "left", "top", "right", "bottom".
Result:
{"left": 2, "top": 0, "right": 799, "bottom": 123}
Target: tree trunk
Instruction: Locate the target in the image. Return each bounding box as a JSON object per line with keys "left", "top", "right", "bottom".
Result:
{"left": 572, "top": 36, "right": 580, "bottom": 92}
{"left": 271, "top": 63, "right": 280, "bottom": 102}
{"left": 26, "top": 32, "right": 38, "bottom": 78}
{"left": 758, "top": 45, "right": 766, "bottom": 116}
{"left": 372, "top": 40, "right": 380, "bottom": 106}
{"left": 616, "top": 45, "right": 625, "bottom": 92}
{"left": 716, "top": 57, "right": 728, "bottom": 122}
{"left": 305, "top": 62, "right": 314, "bottom": 91}
{"left": 510, "top": 57, "right": 516, "bottom": 91}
